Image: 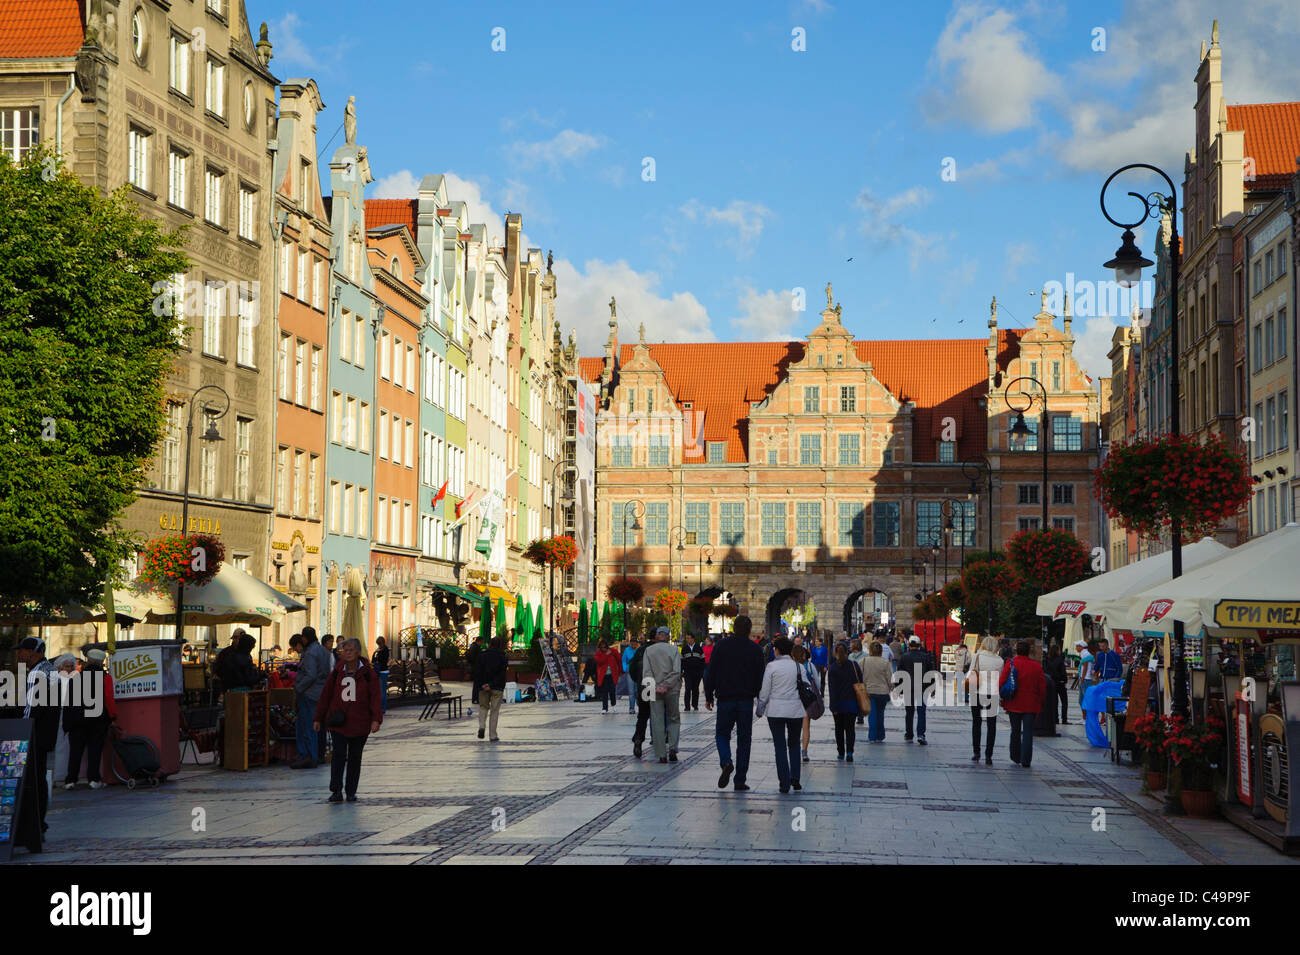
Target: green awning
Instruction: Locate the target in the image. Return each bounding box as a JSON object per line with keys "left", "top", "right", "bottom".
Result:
{"left": 434, "top": 583, "right": 486, "bottom": 604}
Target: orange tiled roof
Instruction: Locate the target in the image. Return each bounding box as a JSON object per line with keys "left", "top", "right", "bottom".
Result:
{"left": 580, "top": 331, "right": 1026, "bottom": 463}
{"left": 364, "top": 199, "right": 417, "bottom": 237}
{"left": 0, "top": 0, "right": 83, "bottom": 59}
{"left": 1227, "top": 103, "right": 1300, "bottom": 192}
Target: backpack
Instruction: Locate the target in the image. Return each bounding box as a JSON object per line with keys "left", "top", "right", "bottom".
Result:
{"left": 999, "top": 659, "right": 1018, "bottom": 701}
{"left": 629, "top": 645, "right": 647, "bottom": 685}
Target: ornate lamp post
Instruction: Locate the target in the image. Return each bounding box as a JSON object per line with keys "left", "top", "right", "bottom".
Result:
{"left": 963, "top": 456, "right": 995, "bottom": 636}
{"left": 1005, "top": 376, "right": 1049, "bottom": 529}
{"left": 670, "top": 525, "right": 687, "bottom": 592}
{"left": 1100, "top": 163, "right": 1189, "bottom": 735}
{"left": 547, "top": 455, "right": 574, "bottom": 633}
{"left": 174, "top": 384, "right": 230, "bottom": 651}
{"left": 699, "top": 544, "right": 714, "bottom": 595}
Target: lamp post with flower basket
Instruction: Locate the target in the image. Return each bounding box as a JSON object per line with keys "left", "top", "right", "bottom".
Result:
{"left": 523, "top": 535, "right": 578, "bottom": 647}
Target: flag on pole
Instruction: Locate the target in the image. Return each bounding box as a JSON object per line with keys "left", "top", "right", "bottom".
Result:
{"left": 431, "top": 480, "right": 448, "bottom": 509}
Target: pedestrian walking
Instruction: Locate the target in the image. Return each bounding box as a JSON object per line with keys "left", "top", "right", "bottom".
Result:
{"left": 313, "top": 638, "right": 383, "bottom": 802}
{"left": 756, "top": 637, "right": 805, "bottom": 793}
{"left": 791, "top": 645, "right": 820, "bottom": 762}
{"left": 372, "top": 636, "right": 391, "bottom": 714}
{"left": 999, "top": 639, "right": 1047, "bottom": 769}
{"left": 954, "top": 640, "right": 973, "bottom": 705}
{"left": 1074, "top": 639, "right": 1096, "bottom": 712}
{"left": 621, "top": 637, "right": 639, "bottom": 713}
{"left": 592, "top": 639, "right": 622, "bottom": 713}
{"left": 883, "top": 634, "right": 898, "bottom": 671}
{"left": 966, "top": 636, "right": 1003, "bottom": 764}
{"left": 898, "top": 635, "right": 934, "bottom": 745}
{"left": 848, "top": 639, "right": 869, "bottom": 725}
{"left": 680, "top": 632, "right": 706, "bottom": 711}
{"left": 827, "top": 643, "right": 864, "bottom": 762}
{"left": 62, "top": 649, "right": 115, "bottom": 789}
{"left": 473, "top": 637, "right": 508, "bottom": 741}
{"left": 1043, "top": 642, "right": 1069, "bottom": 724}
{"left": 322, "top": 633, "right": 339, "bottom": 663}
{"left": 628, "top": 636, "right": 653, "bottom": 758}
{"left": 811, "top": 636, "right": 829, "bottom": 698}
{"left": 291, "top": 630, "right": 332, "bottom": 769}
{"left": 643, "top": 627, "right": 682, "bottom": 763}
{"left": 14, "top": 637, "right": 57, "bottom": 852}
{"left": 861, "top": 641, "right": 893, "bottom": 742}
{"left": 701, "top": 636, "right": 716, "bottom": 707}
{"left": 705, "top": 615, "right": 765, "bottom": 791}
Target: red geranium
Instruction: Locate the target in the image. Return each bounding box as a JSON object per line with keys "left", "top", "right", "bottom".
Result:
{"left": 140, "top": 533, "right": 224, "bottom": 587}
{"left": 523, "top": 536, "right": 578, "bottom": 567}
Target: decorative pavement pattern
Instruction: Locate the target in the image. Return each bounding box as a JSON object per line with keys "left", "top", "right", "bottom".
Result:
{"left": 22, "top": 689, "right": 1300, "bottom": 866}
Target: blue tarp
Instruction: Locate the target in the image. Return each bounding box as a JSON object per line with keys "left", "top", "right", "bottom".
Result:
{"left": 1083, "top": 680, "right": 1126, "bottom": 748}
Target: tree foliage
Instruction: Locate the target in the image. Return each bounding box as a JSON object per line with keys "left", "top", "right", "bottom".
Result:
{"left": 0, "top": 149, "right": 188, "bottom": 617}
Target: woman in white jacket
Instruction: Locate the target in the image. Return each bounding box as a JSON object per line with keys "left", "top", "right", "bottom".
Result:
{"left": 757, "top": 636, "right": 807, "bottom": 793}
{"left": 966, "top": 636, "right": 1003, "bottom": 764}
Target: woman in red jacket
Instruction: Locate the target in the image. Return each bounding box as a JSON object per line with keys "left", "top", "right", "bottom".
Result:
{"left": 999, "top": 640, "right": 1047, "bottom": 768}
{"left": 313, "top": 638, "right": 382, "bottom": 802}
{"left": 592, "top": 640, "right": 622, "bottom": 713}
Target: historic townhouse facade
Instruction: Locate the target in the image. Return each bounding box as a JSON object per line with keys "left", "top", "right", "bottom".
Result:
{"left": 581, "top": 292, "right": 1102, "bottom": 637}
{"left": 0, "top": 2, "right": 279, "bottom": 644}
{"left": 364, "top": 211, "right": 426, "bottom": 644}
{"left": 268, "top": 78, "right": 330, "bottom": 640}
{"left": 1105, "top": 324, "right": 1140, "bottom": 569}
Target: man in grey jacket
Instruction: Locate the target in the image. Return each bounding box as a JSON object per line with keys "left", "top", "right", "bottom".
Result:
{"left": 642, "top": 627, "right": 683, "bottom": 763}
{"left": 292, "top": 630, "right": 332, "bottom": 768}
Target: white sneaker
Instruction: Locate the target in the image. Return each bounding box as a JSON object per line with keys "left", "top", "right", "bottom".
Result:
{"left": 63, "top": 782, "right": 76, "bottom": 791}
{"left": 88, "top": 781, "right": 106, "bottom": 790}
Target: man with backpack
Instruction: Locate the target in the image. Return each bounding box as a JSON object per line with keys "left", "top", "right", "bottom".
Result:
{"left": 1000, "top": 640, "right": 1047, "bottom": 768}
{"left": 898, "top": 635, "right": 936, "bottom": 745}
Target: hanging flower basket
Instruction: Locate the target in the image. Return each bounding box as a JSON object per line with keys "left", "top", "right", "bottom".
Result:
{"left": 140, "top": 533, "right": 225, "bottom": 588}
{"left": 1094, "top": 433, "right": 1251, "bottom": 540}
{"left": 712, "top": 602, "right": 739, "bottom": 618}
{"left": 941, "top": 577, "right": 966, "bottom": 609}
{"left": 522, "top": 535, "right": 578, "bottom": 567}
{"left": 606, "top": 577, "right": 644, "bottom": 604}
{"left": 652, "top": 588, "right": 689, "bottom": 615}
{"left": 960, "top": 559, "right": 1023, "bottom": 601}
{"left": 1006, "top": 528, "right": 1091, "bottom": 592}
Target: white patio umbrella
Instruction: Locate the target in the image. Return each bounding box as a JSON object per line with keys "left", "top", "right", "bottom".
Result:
{"left": 139, "top": 564, "right": 307, "bottom": 625}
{"left": 1035, "top": 538, "right": 1231, "bottom": 646}
{"left": 1122, "top": 523, "right": 1300, "bottom": 638}
{"left": 340, "top": 565, "right": 368, "bottom": 657}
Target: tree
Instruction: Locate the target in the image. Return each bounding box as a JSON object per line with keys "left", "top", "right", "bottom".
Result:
{"left": 0, "top": 149, "right": 188, "bottom": 617}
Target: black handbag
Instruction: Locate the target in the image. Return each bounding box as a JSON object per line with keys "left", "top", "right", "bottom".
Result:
{"left": 795, "top": 663, "right": 824, "bottom": 720}
{"left": 327, "top": 709, "right": 346, "bottom": 727}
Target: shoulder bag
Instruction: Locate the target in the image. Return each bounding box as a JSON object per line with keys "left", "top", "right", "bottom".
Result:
{"left": 851, "top": 661, "right": 870, "bottom": 714}
{"left": 795, "top": 661, "right": 824, "bottom": 720}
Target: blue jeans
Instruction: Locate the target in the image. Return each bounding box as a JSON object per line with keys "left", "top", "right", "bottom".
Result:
{"left": 767, "top": 716, "right": 802, "bottom": 790}
{"left": 377, "top": 671, "right": 389, "bottom": 713}
{"left": 1008, "top": 711, "right": 1034, "bottom": 766}
{"left": 296, "top": 694, "right": 318, "bottom": 763}
{"left": 868, "top": 694, "right": 890, "bottom": 741}
{"left": 904, "top": 704, "right": 926, "bottom": 739}
{"left": 715, "top": 700, "right": 754, "bottom": 784}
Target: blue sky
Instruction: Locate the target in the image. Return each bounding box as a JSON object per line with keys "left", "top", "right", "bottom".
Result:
{"left": 253, "top": 0, "right": 1300, "bottom": 379}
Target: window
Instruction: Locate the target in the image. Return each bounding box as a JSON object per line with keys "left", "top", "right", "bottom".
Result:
{"left": 358, "top": 489, "right": 368, "bottom": 537}
{"left": 646, "top": 388, "right": 654, "bottom": 413}
{"left": 131, "top": 9, "right": 145, "bottom": 59}
{"left": 205, "top": 59, "right": 225, "bottom": 117}
{"left": 611, "top": 435, "right": 632, "bottom": 467}
{"left": 393, "top": 338, "right": 403, "bottom": 388}
{"left": 838, "top": 433, "right": 860, "bottom": 466}
{"left": 378, "top": 410, "right": 389, "bottom": 459}
{"left": 938, "top": 440, "right": 956, "bottom": 463}
{"left": 169, "top": 33, "right": 191, "bottom": 95}
{"left": 128, "top": 127, "right": 150, "bottom": 190}
{"left": 872, "top": 502, "right": 900, "bottom": 546}
{"left": 310, "top": 347, "right": 321, "bottom": 410}
{"left": 1254, "top": 402, "right": 1265, "bottom": 460}
{"left": 1018, "top": 484, "right": 1039, "bottom": 505}
{"left": 204, "top": 168, "right": 223, "bottom": 225}
{"left": 767, "top": 449, "right": 777, "bottom": 466}
{"left": 206, "top": 0, "right": 225, "bottom": 13}
{"left": 299, "top": 159, "right": 311, "bottom": 209}
{"left": 276, "top": 447, "right": 288, "bottom": 513}
{"left": 280, "top": 241, "right": 291, "bottom": 294}
{"left": 340, "top": 311, "right": 353, "bottom": 363}
{"left": 685, "top": 502, "right": 710, "bottom": 547}
{"left": 161, "top": 404, "right": 182, "bottom": 491}
{"left": 277, "top": 334, "right": 290, "bottom": 400}
{"left": 1051, "top": 517, "right": 1076, "bottom": 533}
{"left": 952, "top": 500, "right": 976, "bottom": 547}
{"left": 404, "top": 502, "right": 413, "bottom": 547}
{"left": 405, "top": 421, "right": 415, "bottom": 468}
{"left": 1266, "top": 397, "right": 1276, "bottom": 455}
{"left": 329, "top": 482, "right": 340, "bottom": 534}
{"left": 803, "top": 387, "right": 820, "bottom": 413}
{"left": 1254, "top": 261, "right": 1263, "bottom": 291}
{"left": 200, "top": 443, "right": 217, "bottom": 497}
{"left": 312, "top": 259, "right": 323, "bottom": 310}
{"left": 1018, "top": 517, "right": 1041, "bottom": 531}
{"left": 625, "top": 388, "right": 636, "bottom": 413}
{"left": 707, "top": 441, "right": 727, "bottom": 463}
{"left": 1265, "top": 317, "right": 1275, "bottom": 367}
{"left": 840, "top": 386, "right": 856, "bottom": 413}
{"left": 1052, "top": 361, "right": 1061, "bottom": 391}
{"left": 1280, "top": 241, "right": 1289, "bottom": 276}
{"left": 297, "top": 249, "right": 308, "bottom": 302}
{"left": 345, "top": 397, "right": 357, "bottom": 449}
{"left": 796, "top": 502, "right": 822, "bottom": 547}
{"left": 294, "top": 340, "right": 306, "bottom": 405}
{"left": 202, "top": 281, "right": 227, "bottom": 356}
{"left": 1280, "top": 392, "right": 1289, "bottom": 450}
{"left": 837, "top": 502, "right": 865, "bottom": 547}
{"left": 1051, "top": 484, "right": 1074, "bottom": 505}
{"left": 292, "top": 451, "right": 305, "bottom": 515}
{"left": 719, "top": 503, "right": 744, "bottom": 547}
{"left": 406, "top": 347, "right": 416, "bottom": 394}
{"left": 1010, "top": 415, "right": 1038, "bottom": 451}
{"left": 168, "top": 148, "right": 188, "bottom": 208}
{"left": 354, "top": 314, "right": 366, "bottom": 369}
{"left": 237, "top": 289, "right": 255, "bottom": 365}
{"left": 380, "top": 331, "right": 391, "bottom": 380}
{"left": 343, "top": 486, "right": 355, "bottom": 536}
{"left": 234, "top": 417, "right": 251, "bottom": 500}
{"left": 916, "top": 501, "right": 942, "bottom": 546}
{"left": 1279, "top": 309, "right": 1288, "bottom": 360}
{"left": 1265, "top": 251, "right": 1275, "bottom": 286}
{"left": 648, "top": 433, "right": 670, "bottom": 467}
{"left": 1051, "top": 415, "right": 1082, "bottom": 451}
{"left": 799, "top": 433, "right": 821, "bottom": 466}
{"left": 761, "top": 502, "right": 787, "bottom": 547}
{"left": 243, "top": 81, "right": 254, "bottom": 129}
{"left": 1253, "top": 324, "right": 1263, "bottom": 373}
{"left": 610, "top": 502, "right": 633, "bottom": 548}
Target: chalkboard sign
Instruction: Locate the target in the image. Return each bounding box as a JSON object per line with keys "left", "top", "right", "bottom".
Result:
{"left": 0, "top": 718, "right": 34, "bottom": 863}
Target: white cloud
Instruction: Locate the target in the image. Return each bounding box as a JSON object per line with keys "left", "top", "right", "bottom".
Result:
{"left": 271, "top": 13, "right": 317, "bottom": 70}
{"left": 681, "top": 199, "right": 773, "bottom": 255}
{"left": 922, "top": 4, "right": 1060, "bottom": 133}
{"left": 855, "top": 186, "right": 947, "bottom": 272}
{"left": 1072, "top": 315, "right": 1122, "bottom": 382}
{"left": 371, "top": 169, "right": 419, "bottom": 199}
{"left": 553, "top": 258, "right": 714, "bottom": 354}
{"left": 731, "top": 287, "right": 803, "bottom": 340}
{"left": 509, "top": 129, "right": 607, "bottom": 170}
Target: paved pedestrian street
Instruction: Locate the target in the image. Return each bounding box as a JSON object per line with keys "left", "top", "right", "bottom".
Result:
{"left": 25, "top": 693, "right": 1296, "bottom": 866}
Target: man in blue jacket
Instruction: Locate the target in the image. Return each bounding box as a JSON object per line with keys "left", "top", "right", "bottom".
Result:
{"left": 1092, "top": 638, "right": 1124, "bottom": 682}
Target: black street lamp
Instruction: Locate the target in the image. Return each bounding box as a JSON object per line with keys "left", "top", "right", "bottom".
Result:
{"left": 1100, "top": 163, "right": 1189, "bottom": 737}
{"left": 671, "top": 525, "right": 687, "bottom": 592}
{"left": 174, "top": 384, "right": 230, "bottom": 651}
{"left": 698, "top": 545, "right": 714, "bottom": 597}
{"left": 1005, "top": 376, "right": 1049, "bottom": 529}
{"left": 963, "top": 456, "right": 995, "bottom": 636}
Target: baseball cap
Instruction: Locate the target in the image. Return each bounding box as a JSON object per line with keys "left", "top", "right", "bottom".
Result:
{"left": 654, "top": 626, "right": 671, "bottom": 637}
{"left": 908, "top": 635, "right": 921, "bottom": 645}
{"left": 17, "top": 636, "right": 46, "bottom": 653}
{"left": 86, "top": 649, "right": 108, "bottom": 663}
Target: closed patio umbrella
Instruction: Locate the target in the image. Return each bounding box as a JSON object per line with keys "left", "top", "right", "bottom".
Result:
{"left": 340, "top": 566, "right": 368, "bottom": 657}
{"left": 479, "top": 595, "right": 492, "bottom": 644}
{"left": 533, "top": 604, "right": 544, "bottom": 644}
{"left": 514, "top": 593, "right": 526, "bottom": 647}
{"left": 578, "top": 599, "right": 589, "bottom": 644}
{"left": 496, "top": 595, "right": 508, "bottom": 640}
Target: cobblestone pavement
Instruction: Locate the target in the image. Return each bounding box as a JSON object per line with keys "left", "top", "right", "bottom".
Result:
{"left": 20, "top": 689, "right": 1299, "bottom": 865}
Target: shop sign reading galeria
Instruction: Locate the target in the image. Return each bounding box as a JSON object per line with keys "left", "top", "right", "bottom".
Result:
{"left": 158, "top": 514, "right": 222, "bottom": 534}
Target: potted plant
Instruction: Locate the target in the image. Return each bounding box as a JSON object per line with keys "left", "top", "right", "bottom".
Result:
{"left": 1129, "top": 713, "right": 1169, "bottom": 791}
{"left": 1165, "top": 714, "right": 1225, "bottom": 817}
